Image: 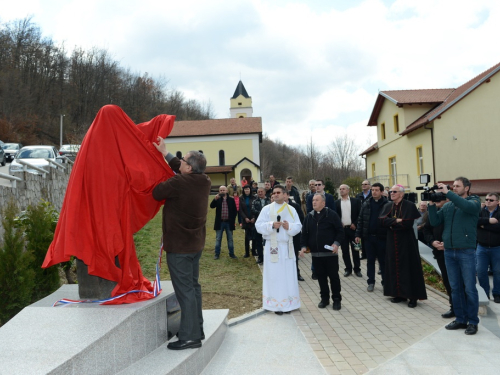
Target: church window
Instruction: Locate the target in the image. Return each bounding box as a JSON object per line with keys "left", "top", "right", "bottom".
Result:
{"left": 219, "top": 150, "right": 225, "bottom": 166}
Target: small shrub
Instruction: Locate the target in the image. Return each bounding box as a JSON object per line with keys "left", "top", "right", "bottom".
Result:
{"left": 0, "top": 202, "right": 35, "bottom": 326}
{"left": 16, "top": 200, "right": 60, "bottom": 302}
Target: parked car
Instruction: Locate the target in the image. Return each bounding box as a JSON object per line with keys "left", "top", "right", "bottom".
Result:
{"left": 58, "top": 144, "right": 80, "bottom": 160}
{"left": 3, "top": 143, "right": 23, "bottom": 163}
{"left": 0, "top": 140, "right": 5, "bottom": 166}
{"left": 9, "top": 146, "right": 59, "bottom": 174}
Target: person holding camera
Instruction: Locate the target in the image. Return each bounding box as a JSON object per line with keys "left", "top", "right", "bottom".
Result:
{"left": 428, "top": 177, "right": 481, "bottom": 335}
{"left": 476, "top": 192, "right": 500, "bottom": 303}
{"left": 379, "top": 185, "right": 427, "bottom": 308}
{"left": 210, "top": 186, "right": 238, "bottom": 259}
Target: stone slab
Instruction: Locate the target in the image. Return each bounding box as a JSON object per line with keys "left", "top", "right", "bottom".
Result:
{"left": 0, "top": 282, "right": 174, "bottom": 375}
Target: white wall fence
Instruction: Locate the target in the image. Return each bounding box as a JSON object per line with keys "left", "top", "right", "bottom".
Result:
{"left": 0, "top": 158, "right": 73, "bottom": 237}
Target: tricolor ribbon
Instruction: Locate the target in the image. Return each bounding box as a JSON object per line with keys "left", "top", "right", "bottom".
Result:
{"left": 52, "top": 241, "right": 164, "bottom": 307}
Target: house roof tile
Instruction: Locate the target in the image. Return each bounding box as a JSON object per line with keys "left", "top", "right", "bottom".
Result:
{"left": 401, "top": 61, "right": 500, "bottom": 135}
{"left": 169, "top": 117, "right": 262, "bottom": 137}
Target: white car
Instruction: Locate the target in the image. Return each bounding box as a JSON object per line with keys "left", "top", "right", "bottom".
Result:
{"left": 9, "top": 146, "right": 59, "bottom": 174}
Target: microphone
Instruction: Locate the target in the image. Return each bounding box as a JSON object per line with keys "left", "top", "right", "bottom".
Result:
{"left": 277, "top": 215, "right": 281, "bottom": 232}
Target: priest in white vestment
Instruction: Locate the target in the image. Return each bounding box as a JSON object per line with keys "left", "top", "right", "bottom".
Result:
{"left": 255, "top": 186, "right": 302, "bottom": 314}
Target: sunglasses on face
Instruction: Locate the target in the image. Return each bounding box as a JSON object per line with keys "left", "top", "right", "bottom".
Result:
{"left": 389, "top": 191, "right": 401, "bottom": 194}
{"left": 315, "top": 184, "right": 322, "bottom": 186}
{"left": 485, "top": 199, "right": 498, "bottom": 202}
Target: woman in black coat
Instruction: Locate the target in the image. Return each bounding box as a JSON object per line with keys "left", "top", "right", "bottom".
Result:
{"left": 239, "top": 185, "right": 256, "bottom": 257}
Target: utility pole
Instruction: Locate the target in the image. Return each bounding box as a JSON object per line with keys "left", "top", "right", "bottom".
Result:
{"left": 60, "top": 114, "right": 65, "bottom": 149}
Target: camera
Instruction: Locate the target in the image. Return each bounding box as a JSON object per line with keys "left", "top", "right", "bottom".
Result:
{"left": 416, "top": 174, "right": 449, "bottom": 202}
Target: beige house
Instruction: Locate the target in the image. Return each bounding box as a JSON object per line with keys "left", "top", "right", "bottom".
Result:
{"left": 164, "top": 81, "right": 262, "bottom": 188}
{"left": 361, "top": 61, "right": 500, "bottom": 198}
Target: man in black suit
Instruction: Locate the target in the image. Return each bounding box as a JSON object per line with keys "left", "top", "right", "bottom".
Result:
{"left": 306, "top": 179, "right": 336, "bottom": 213}
{"left": 285, "top": 189, "right": 305, "bottom": 281}
{"left": 335, "top": 184, "right": 362, "bottom": 277}
{"left": 355, "top": 180, "right": 372, "bottom": 259}
{"left": 210, "top": 186, "right": 237, "bottom": 259}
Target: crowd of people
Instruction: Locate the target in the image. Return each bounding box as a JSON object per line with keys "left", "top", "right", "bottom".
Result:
{"left": 152, "top": 142, "right": 498, "bottom": 351}
{"left": 212, "top": 175, "right": 499, "bottom": 337}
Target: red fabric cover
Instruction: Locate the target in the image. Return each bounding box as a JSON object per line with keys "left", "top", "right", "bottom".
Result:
{"left": 42, "top": 105, "right": 175, "bottom": 304}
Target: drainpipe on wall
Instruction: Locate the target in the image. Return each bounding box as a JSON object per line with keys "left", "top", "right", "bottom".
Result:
{"left": 424, "top": 122, "right": 436, "bottom": 184}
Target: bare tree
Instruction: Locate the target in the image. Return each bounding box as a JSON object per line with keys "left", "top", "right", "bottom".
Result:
{"left": 327, "top": 134, "right": 363, "bottom": 182}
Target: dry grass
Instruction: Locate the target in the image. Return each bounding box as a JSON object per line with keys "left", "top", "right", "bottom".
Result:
{"left": 134, "top": 201, "right": 262, "bottom": 319}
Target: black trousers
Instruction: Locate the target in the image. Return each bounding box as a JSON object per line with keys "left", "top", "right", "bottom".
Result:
{"left": 341, "top": 227, "right": 360, "bottom": 272}
{"left": 167, "top": 252, "right": 203, "bottom": 341}
{"left": 434, "top": 249, "right": 453, "bottom": 307}
{"left": 312, "top": 255, "right": 341, "bottom": 302}
{"left": 244, "top": 226, "right": 256, "bottom": 255}
{"left": 253, "top": 228, "right": 264, "bottom": 261}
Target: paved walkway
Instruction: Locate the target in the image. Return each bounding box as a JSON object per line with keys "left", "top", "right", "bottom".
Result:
{"left": 203, "top": 251, "right": 500, "bottom": 374}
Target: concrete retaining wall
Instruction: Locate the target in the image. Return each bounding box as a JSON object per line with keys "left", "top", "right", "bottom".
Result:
{"left": 0, "top": 164, "right": 72, "bottom": 237}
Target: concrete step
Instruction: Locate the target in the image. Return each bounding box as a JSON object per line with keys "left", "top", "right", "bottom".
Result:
{"left": 0, "top": 282, "right": 174, "bottom": 374}
{"left": 118, "top": 309, "right": 228, "bottom": 375}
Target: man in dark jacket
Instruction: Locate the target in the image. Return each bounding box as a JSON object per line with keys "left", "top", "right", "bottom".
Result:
{"left": 476, "top": 192, "right": 500, "bottom": 303}
{"left": 285, "top": 176, "right": 301, "bottom": 205}
{"left": 286, "top": 190, "right": 305, "bottom": 281}
{"left": 428, "top": 177, "right": 481, "bottom": 335}
{"left": 210, "top": 185, "right": 238, "bottom": 260}
{"left": 153, "top": 140, "right": 211, "bottom": 350}
{"left": 306, "top": 179, "right": 336, "bottom": 213}
{"left": 335, "top": 184, "right": 362, "bottom": 278}
{"left": 356, "top": 180, "right": 372, "bottom": 259}
{"left": 423, "top": 198, "right": 454, "bottom": 317}
{"left": 251, "top": 187, "right": 271, "bottom": 264}
{"left": 355, "top": 182, "right": 388, "bottom": 292}
{"left": 300, "top": 193, "right": 344, "bottom": 311}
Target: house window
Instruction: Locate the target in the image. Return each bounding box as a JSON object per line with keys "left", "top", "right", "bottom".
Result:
{"left": 371, "top": 163, "right": 376, "bottom": 178}
{"left": 238, "top": 102, "right": 242, "bottom": 106}
{"left": 381, "top": 122, "right": 386, "bottom": 140}
{"left": 416, "top": 146, "right": 424, "bottom": 174}
{"left": 176, "top": 151, "right": 182, "bottom": 159}
{"left": 394, "top": 114, "right": 399, "bottom": 133}
{"left": 219, "top": 150, "right": 225, "bottom": 166}
{"left": 389, "top": 156, "right": 397, "bottom": 185}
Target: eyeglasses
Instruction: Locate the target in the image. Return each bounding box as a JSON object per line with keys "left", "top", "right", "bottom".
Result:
{"left": 485, "top": 199, "right": 498, "bottom": 202}
{"left": 180, "top": 156, "right": 191, "bottom": 166}
{"left": 315, "top": 184, "right": 322, "bottom": 186}
{"left": 389, "top": 191, "right": 401, "bottom": 194}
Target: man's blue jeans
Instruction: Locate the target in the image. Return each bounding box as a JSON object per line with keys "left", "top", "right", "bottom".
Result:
{"left": 476, "top": 244, "right": 500, "bottom": 298}
{"left": 215, "top": 222, "right": 235, "bottom": 256}
{"left": 445, "top": 248, "right": 479, "bottom": 325}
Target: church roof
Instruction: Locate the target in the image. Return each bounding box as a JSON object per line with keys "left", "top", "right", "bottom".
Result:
{"left": 231, "top": 80, "right": 250, "bottom": 99}
{"left": 169, "top": 117, "right": 262, "bottom": 138}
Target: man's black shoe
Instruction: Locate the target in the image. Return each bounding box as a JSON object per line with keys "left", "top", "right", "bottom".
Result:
{"left": 332, "top": 299, "right": 341, "bottom": 311}
{"left": 445, "top": 320, "right": 467, "bottom": 330}
{"left": 441, "top": 309, "right": 455, "bottom": 318}
{"left": 312, "top": 272, "right": 318, "bottom": 280}
{"left": 343, "top": 271, "right": 352, "bottom": 277}
{"left": 229, "top": 254, "right": 238, "bottom": 259}
{"left": 408, "top": 300, "right": 417, "bottom": 308}
{"left": 243, "top": 254, "right": 250, "bottom": 258}
{"left": 318, "top": 300, "right": 329, "bottom": 308}
{"left": 274, "top": 311, "right": 283, "bottom": 315}
{"left": 465, "top": 324, "right": 478, "bottom": 335}
{"left": 167, "top": 339, "right": 202, "bottom": 350}
{"left": 377, "top": 269, "right": 382, "bottom": 275}
{"left": 355, "top": 271, "right": 363, "bottom": 277}
{"left": 390, "top": 297, "right": 407, "bottom": 303}
{"left": 494, "top": 295, "right": 500, "bottom": 303}
{"left": 298, "top": 274, "right": 305, "bottom": 281}
{"left": 214, "top": 255, "right": 219, "bottom": 260}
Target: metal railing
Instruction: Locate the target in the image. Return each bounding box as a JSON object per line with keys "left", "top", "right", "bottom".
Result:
{"left": 368, "top": 174, "right": 410, "bottom": 189}
{"left": 0, "top": 172, "right": 23, "bottom": 188}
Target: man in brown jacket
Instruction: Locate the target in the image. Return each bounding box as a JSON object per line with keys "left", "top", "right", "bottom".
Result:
{"left": 153, "top": 137, "right": 211, "bottom": 350}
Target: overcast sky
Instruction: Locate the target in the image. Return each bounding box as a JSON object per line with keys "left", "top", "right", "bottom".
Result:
{"left": 3, "top": 0, "right": 500, "bottom": 153}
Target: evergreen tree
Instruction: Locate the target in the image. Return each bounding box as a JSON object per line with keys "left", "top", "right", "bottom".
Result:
{"left": 17, "top": 200, "right": 60, "bottom": 302}
{"left": 0, "top": 202, "right": 34, "bottom": 326}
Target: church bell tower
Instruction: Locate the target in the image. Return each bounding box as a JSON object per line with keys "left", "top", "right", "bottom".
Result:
{"left": 230, "top": 80, "right": 253, "bottom": 118}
